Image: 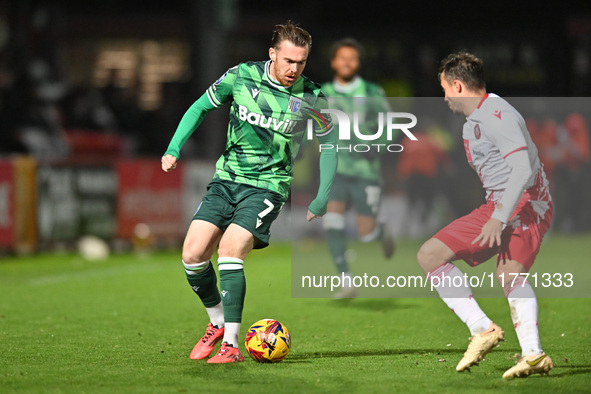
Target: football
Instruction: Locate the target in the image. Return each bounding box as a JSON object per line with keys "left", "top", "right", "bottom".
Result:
{"left": 77, "top": 235, "right": 110, "bottom": 261}
{"left": 244, "top": 319, "right": 291, "bottom": 363}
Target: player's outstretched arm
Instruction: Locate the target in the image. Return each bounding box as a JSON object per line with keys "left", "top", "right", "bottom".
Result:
{"left": 307, "top": 129, "right": 338, "bottom": 221}
{"left": 162, "top": 67, "right": 236, "bottom": 166}
{"left": 162, "top": 93, "right": 216, "bottom": 164}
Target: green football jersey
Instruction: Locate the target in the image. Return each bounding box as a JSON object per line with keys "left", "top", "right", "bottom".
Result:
{"left": 321, "top": 77, "right": 390, "bottom": 181}
{"left": 165, "top": 60, "right": 334, "bottom": 201}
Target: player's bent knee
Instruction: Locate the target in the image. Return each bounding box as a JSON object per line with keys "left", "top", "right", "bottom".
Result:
{"left": 323, "top": 212, "right": 345, "bottom": 230}
{"left": 417, "top": 239, "right": 444, "bottom": 268}
{"left": 182, "top": 244, "right": 211, "bottom": 266}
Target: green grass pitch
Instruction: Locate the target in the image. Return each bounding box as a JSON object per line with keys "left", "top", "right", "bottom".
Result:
{"left": 1, "top": 235, "right": 590, "bottom": 393}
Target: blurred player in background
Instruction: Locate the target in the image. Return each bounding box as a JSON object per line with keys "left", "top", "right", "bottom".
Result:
{"left": 321, "top": 38, "right": 395, "bottom": 298}
{"left": 417, "top": 52, "right": 553, "bottom": 378}
{"left": 161, "top": 21, "right": 337, "bottom": 363}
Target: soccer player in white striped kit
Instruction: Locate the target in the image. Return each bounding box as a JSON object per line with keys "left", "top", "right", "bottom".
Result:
{"left": 417, "top": 52, "right": 553, "bottom": 379}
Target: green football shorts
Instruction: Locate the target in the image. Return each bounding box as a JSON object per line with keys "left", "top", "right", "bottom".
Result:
{"left": 193, "top": 180, "right": 285, "bottom": 249}
{"left": 329, "top": 174, "right": 382, "bottom": 217}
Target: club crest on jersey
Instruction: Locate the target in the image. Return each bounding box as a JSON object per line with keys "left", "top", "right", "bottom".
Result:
{"left": 288, "top": 97, "right": 302, "bottom": 113}
{"left": 474, "top": 124, "right": 481, "bottom": 139}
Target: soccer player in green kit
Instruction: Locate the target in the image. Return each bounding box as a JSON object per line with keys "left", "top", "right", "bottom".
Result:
{"left": 161, "top": 21, "right": 337, "bottom": 363}
{"left": 321, "top": 38, "right": 395, "bottom": 298}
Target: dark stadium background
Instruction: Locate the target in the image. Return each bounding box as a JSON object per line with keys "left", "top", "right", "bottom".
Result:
{"left": 0, "top": 0, "right": 590, "bottom": 251}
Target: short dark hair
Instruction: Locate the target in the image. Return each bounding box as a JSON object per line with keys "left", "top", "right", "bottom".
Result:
{"left": 329, "top": 37, "right": 365, "bottom": 59}
{"left": 438, "top": 52, "right": 485, "bottom": 91}
{"left": 271, "top": 20, "right": 312, "bottom": 50}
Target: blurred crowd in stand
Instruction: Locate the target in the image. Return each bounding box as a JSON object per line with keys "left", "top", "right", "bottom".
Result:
{"left": 0, "top": 46, "right": 178, "bottom": 160}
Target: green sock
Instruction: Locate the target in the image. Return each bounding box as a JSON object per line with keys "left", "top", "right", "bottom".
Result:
{"left": 218, "top": 258, "right": 246, "bottom": 323}
{"left": 185, "top": 262, "right": 221, "bottom": 308}
{"left": 327, "top": 229, "right": 349, "bottom": 274}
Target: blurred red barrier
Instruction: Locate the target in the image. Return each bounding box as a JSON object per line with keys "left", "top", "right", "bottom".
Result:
{"left": 116, "top": 159, "right": 184, "bottom": 241}
{"left": 0, "top": 160, "right": 15, "bottom": 247}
